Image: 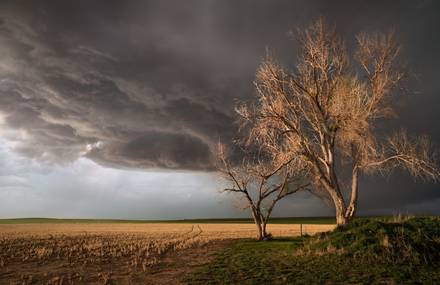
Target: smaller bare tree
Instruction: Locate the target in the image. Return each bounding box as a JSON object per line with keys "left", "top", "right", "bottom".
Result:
{"left": 217, "top": 144, "right": 309, "bottom": 240}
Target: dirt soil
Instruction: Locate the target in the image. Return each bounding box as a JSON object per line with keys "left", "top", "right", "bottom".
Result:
{"left": 142, "top": 239, "right": 234, "bottom": 285}
{"left": 0, "top": 223, "right": 335, "bottom": 284}
{"left": 0, "top": 240, "right": 234, "bottom": 285}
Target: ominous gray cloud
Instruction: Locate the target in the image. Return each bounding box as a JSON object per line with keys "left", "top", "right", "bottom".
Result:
{"left": 0, "top": 0, "right": 439, "bottom": 217}
{"left": 0, "top": 137, "right": 331, "bottom": 219}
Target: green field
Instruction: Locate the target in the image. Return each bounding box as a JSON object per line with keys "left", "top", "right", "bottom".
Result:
{"left": 186, "top": 238, "right": 440, "bottom": 284}
{"left": 0, "top": 217, "right": 336, "bottom": 224}
{"left": 187, "top": 217, "right": 440, "bottom": 284}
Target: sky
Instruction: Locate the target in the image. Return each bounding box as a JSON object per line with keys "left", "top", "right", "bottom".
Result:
{"left": 0, "top": 0, "right": 439, "bottom": 219}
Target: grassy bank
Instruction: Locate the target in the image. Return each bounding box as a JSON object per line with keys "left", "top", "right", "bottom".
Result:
{"left": 187, "top": 217, "right": 440, "bottom": 284}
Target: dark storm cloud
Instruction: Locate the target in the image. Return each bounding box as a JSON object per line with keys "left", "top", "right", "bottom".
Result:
{"left": 88, "top": 131, "right": 213, "bottom": 170}
{"left": 0, "top": 0, "right": 439, "bottom": 213}
{"left": 0, "top": 0, "right": 246, "bottom": 170}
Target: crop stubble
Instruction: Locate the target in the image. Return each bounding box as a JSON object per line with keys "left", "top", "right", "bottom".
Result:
{"left": 0, "top": 223, "right": 335, "bottom": 285}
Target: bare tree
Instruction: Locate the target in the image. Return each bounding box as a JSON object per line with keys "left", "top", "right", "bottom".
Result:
{"left": 217, "top": 144, "right": 309, "bottom": 240}
{"left": 236, "top": 18, "right": 440, "bottom": 226}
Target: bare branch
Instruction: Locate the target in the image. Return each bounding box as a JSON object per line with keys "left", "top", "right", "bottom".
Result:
{"left": 364, "top": 130, "right": 440, "bottom": 182}
{"left": 232, "top": 18, "right": 438, "bottom": 226}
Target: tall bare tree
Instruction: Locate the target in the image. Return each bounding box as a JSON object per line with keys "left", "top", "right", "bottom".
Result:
{"left": 236, "top": 18, "right": 440, "bottom": 226}
{"left": 217, "top": 144, "right": 309, "bottom": 240}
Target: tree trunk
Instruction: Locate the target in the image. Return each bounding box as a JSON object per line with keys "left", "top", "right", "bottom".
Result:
{"left": 332, "top": 191, "right": 349, "bottom": 226}
{"left": 262, "top": 220, "right": 269, "bottom": 240}
{"left": 256, "top": 223, "right": 263, "bottom": 240}
{"left": 318, "top": 174, "right": 350, "bottom": 226}
{"left": 345, "top": 165, "right": 359, "bottom": 221}
{"left": 261, "top": 203, "right": 276, "bottom": 240}
{"left": 251, "top": 209, "right": 264, "bottom": 240}
{"left": 320, "top": 178, "right": 349, "bottom": 226}
{"left": 336, "top": 206, "right": 348, "bottom": 226}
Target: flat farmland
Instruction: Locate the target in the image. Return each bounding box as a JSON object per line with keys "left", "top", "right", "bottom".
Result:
{"left": 0, "top": 223, "right": 335, "bottom": 285}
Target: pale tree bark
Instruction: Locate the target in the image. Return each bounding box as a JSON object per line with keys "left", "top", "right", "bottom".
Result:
{"left": 345, "top": 165, "right": 359, "bottom": 221}
{"left": 251, "top": 208, "right": 264, "bottom": 240}
{"left": 235, "top": 18, "right": 440, "bottom": 226}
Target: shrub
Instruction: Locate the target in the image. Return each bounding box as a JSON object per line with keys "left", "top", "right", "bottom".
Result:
{"left": 299, "top": 217, "right": 440, "bottom": 265}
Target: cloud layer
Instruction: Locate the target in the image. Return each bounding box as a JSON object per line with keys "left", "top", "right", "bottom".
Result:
{"left": 1, "top": 1, "right": 439, "bottom": 172}
{"left": 0, "top": 1, "right": 246, "bottom": 170}
{"left": 0, "top": 0, "right": 439, "bottom": 217}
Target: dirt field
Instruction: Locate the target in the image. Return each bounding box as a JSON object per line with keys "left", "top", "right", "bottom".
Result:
{"left": 0, "top": 223, "right": 335, "bottom": 285}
